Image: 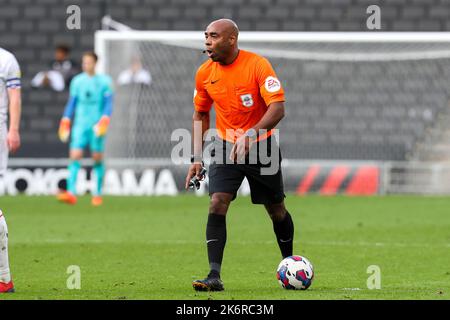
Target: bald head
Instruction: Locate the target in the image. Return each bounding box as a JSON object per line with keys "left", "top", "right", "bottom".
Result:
{"left": 204, "top": 19, "right": 240, "bottom": 64}
{"left": 207, "top": 19, "right": 239, "bottom": 38}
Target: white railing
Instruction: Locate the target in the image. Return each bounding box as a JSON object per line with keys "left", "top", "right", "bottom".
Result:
{"left": 381, "top": 161, "right": 450, "bottom": 194}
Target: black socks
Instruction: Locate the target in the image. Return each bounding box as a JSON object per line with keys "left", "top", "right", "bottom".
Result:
{"left": 206, "top": 213, "right": 227, "bottom": 278}
{"left": 205, "top": 211, "right": 293, "bottom": 278}
{"left": 273, "top": 211, "right": 294, "bottom": 258}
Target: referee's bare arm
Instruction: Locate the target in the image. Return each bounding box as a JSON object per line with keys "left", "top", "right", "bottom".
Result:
{"left": 185, "top": 110, "right": 210, "bottom": 189}
{"left": 251, "top": 101, "right": 285, "bottom": 133}
{"left": 7, "top": 87, "right": 21, "bottom": 153}
{"left": 231, "top": 101, "right": 284, "bottom": 161}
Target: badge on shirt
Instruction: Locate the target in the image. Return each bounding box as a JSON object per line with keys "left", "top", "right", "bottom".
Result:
{"left": 240, "top": 94, "right": 254, "bottom": 107}
{"left": 264, "top": 76, "right": 281, "bottom": 93}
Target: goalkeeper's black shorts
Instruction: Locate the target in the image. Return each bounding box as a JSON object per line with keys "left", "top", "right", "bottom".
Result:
{"left": 208, "top": 136, "right": 285, "bottom": 205}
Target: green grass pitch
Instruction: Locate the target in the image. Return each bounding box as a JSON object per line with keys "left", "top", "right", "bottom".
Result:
{"left": 0, "top": 195, "right": 449, "bottom": 300}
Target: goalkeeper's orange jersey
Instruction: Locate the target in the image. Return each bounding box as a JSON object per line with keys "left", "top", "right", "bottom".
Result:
{"left": 193, "top": 50, "right": 285, "bottom": 143}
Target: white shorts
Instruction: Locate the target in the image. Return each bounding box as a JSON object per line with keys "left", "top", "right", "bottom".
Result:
{"left": 0, "top": 125, "right": 8, "bottom": 177}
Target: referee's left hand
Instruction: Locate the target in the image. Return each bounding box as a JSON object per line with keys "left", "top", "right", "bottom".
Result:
{"left": 185, "top": 163, "right": 203, "bottom": 189}
{"left": 230, "top": 134, "right": 253, "bottom": 162}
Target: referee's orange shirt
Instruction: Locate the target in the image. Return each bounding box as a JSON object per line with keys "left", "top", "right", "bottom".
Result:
{"left": 193, "top": 50, "right": 285, "bottom": 143}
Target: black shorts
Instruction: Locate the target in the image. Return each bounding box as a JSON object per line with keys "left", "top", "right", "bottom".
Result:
{"left": 208, "top": 136, "right": 285, "bottom": 205}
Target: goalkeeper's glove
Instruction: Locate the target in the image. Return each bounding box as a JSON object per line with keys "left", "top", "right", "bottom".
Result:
{"left": 58, "top": 117, "right": 71, "bottom": 143}
{"left": 94, "top": 116, "right": 110, "bottom": 137}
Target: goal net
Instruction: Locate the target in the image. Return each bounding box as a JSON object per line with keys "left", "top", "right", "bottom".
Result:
{"left": 95, "top": 31, "right": 450, "bottom": 194}
{"left": 95, "top": 31, "right": 450, "bottom": 163}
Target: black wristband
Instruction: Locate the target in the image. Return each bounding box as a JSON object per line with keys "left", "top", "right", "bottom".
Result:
{"left": 190, "top": 155, "right": 203, "bottom": 163}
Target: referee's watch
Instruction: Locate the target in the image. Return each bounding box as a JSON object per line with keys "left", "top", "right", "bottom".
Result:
{"left": 245, "top": 129, "right": 257, "bottom": 141}
{"left": 190, "top": 155, "right": 203, "bottom": 164}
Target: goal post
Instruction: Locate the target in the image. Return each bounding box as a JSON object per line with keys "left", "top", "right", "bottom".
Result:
{"left": 95, "top": 31, "right": 450, "bottom": 73}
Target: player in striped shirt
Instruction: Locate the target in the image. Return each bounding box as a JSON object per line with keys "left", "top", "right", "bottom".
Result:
{"left": 0, "top": 47, "right": 22, "bottom": 293}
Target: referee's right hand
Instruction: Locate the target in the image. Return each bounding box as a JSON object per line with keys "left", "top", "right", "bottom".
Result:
{"left": 185, "top": 163, "right": 203, "bottom": 189}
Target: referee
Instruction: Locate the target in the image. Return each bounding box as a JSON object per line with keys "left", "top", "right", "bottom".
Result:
{"left": 185, "top": 19, "right": 295, "bottom": 291}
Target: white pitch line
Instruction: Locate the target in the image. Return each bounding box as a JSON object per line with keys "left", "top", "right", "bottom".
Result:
{"left": 12, "top": 239, "right": 450, "bottom": 248}
{"left": 342, "top": 288, "right": 362, "bottom": 291}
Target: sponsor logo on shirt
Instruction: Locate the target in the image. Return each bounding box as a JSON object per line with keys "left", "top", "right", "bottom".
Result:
{"left": 264, "top": 76, "right": 281, "bottom": 93}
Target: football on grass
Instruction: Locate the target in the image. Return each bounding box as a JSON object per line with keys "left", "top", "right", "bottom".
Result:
{"left": 276, "top": 255, "right": 314, "bottom": 290}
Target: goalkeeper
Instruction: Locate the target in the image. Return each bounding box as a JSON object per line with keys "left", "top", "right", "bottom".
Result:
{"left": 57, "top": 51, "right": 114, "bottom": 206}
